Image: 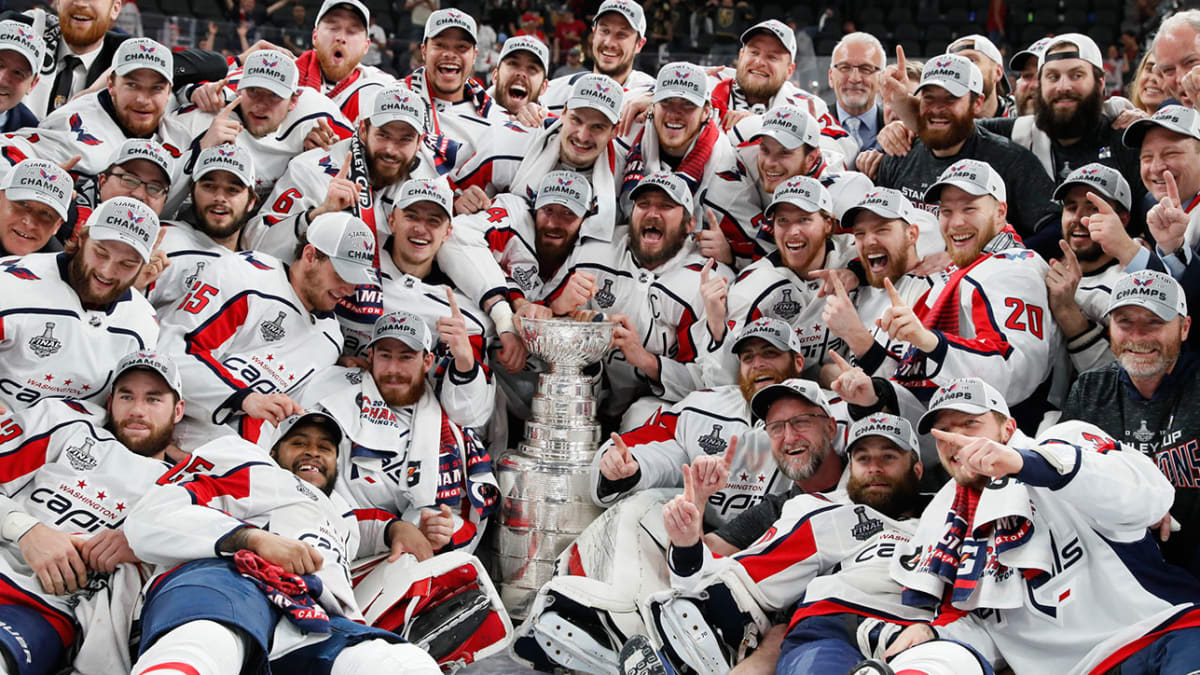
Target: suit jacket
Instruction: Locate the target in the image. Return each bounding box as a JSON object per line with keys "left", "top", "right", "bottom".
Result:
{"left": 1, "top": 102, "right": 38, "bottom": 133}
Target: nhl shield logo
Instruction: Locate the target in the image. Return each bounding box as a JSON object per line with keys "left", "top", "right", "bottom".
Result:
{"left": 850, "top": 505, "right": 883, "bottom": 541}
{"left": 696, "top": 424, "right": 728, "bottom": 455}
{"left": 66, "top": 438, "right": 98, "bottom": 471}
{"left": 511, "top": 265, "right": 538, "bottom": 291}
{"left": 594, "top": 279, "right": 616, "bottom": 308}
{"left": 29, "top": 322, "right": 62, "bottom": 358}
{"left": 259, "top": 312, "right": 287, "bottom": 342}
{"left": 772, "top": 289, "right": 801, "bottom": 319}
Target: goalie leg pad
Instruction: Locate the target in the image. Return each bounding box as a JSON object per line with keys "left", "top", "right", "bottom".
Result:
{"left": 511, "top": 574, "right": 644, "bottom": 671}
{"left": 652, "top": 596, "right": 729, "bottom": 675}
{"left": 531, "top": 611, "right": 619, "bottom": 675}
{"left": 405, "top": 588, "right": 492, "bottom": 661}
{"left": 618, "top": 634, "right": 675, "bottom": 675}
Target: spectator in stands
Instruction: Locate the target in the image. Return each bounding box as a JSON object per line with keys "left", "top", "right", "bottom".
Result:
{"left": 1105, "top": 44, "right": 1127, "bottom": 94}
{"left": 553, "top": 8, "right": 587, "bottom": 65}
{"left": 405, "top": 0, "right": 440, "bottom": 43}
{"left": 516, "top": 12, "right": 548, "bottom": 44}
{"left": 1131, "top": 51, "right": 1167, "bottom": 113}
{"left": 363, "top": 15, "right": 388, "bottom": 69}
{"left": 281, "top": 3, "right": 311, "bottom": 55}
{"left": 555, "top": 45, "right": 588, "bottom": 78}
{"left": 828, "top": 32, "right": 885, "bottom": 161}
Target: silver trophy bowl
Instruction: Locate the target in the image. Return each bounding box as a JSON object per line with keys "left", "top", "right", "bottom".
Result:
{"left": 519, "top": 317, "right": 614, "bottom": 374}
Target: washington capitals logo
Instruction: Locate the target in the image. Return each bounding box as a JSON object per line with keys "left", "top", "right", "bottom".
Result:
{"left": 39, "top": 169, "right": 57, "bottom": 181}
{"left": 935, "top": 59, "right": 952, "bottom": 67}
{"left": 594, "top": 83, "right": 611, "bottom": 93}
{"left": 263, "top": 59, "right": 279, "bottom": 68}
{"left": 138, "top": 44, "right": 156, "bottom": 53}
{"left": 446, "top": 9, "right": 464, "bottom": 19}
{"left": 394, "top": 94, "right": 410, "bottom": 105}
{"left": 950, "top": 162, "right": 969, "bottom": 172}
{"left": 1133, "top": 277, "right": 1154, "bottom": 286}
{"left": 69, "top": 114, "right": 102, "bottom": 146}
{"left": 675, "top": 70, "right": 690, "bottom": 79}
{"left": 422, "top": 181, "right": 437, "bottom": 191}
{"left": 1, "top": 261, "right": 39, "bottom": 280}
{"left": 869, "top": 415, "right": 887, "bottom": 424}
{"left": 217, "top": 148, "right": 234, "bottom": 157}
{"left": 242, "top": 252, "right": 274, "bottom": 270}
{"left": 1080, "top": 167, "right": 1099, "bottom": 175}
{"left": 945, "top": 383, "right": 959, "bottom": 393}
{"left": 16, "top": 28, "right": 32, "bottom": 40}
{"left": 774, "top": 111, "right": 790, "bottom": 119}
{"left": 863, "top": 190, "right": 881, "bottom": 200}
{"left": 557, "top": 177, "right": 573, "bottom": 187}
{"left": 317, "top": 155, "right": 338, "bottom": 176}
{"left": 127, "top": 210, "right": 145, "bottom": 224}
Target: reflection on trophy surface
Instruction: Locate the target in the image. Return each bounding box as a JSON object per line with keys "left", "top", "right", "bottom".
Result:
{"left": 494, "top": 317, "right": 614, "bottom": 618}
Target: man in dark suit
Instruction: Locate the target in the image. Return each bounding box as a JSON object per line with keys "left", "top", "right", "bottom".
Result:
{"left": 10, "top": 2, "right": 227, "bottom": 120}
{"left": 828, "top": 32, "right": 885, "bottom": 167}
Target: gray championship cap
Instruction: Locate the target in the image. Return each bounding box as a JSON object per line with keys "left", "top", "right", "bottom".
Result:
{"left": 424, "top": 8, "right": 477, "bottom": 43}
{"left": 369, "top": 309, "right": 434, "bottom": 351}
{"left": 1038, "top": 33, "right": 1103, "bottom": 71}
{"left": 535, "top": 170, "right": 592, "bottom": 217}
{"left": 653, "top": 62, "right": 709, "bottom": 107}
{"left": 114, "top": 38, "right": 172, "bottom": 82}
{"left": 1009, "top": 36, "right": 1053, "bottom": 73}
{"left": 0, "top": 20, "right": 42, "bottom": 75}
{"left": 306, "top": 212, "right": 378, "bottom": 285}
{"left": 917, "top": 377, "right": 1010, "bottom": 434}
{"left": 916, "top": 54, "right": 983, "bottom": 98}
{"left": 1105, "top": 270, "right": 1188, "bottom": 321}
{"left": 566, "top": 73, "right": 624, "bottom": 124}
{"left": 0, "top": 159, "right": 73, "bottom": 220}
{"left": 741, "top": 19, "right": 796, "bottom": 61}
{"left": 1123, "top": 104, "right": 1200, "bottom": 148}
{"left": 394, "top": 178, "right": 453, "bottom": 218}
{"left": 750, "top": 377, "right": 833, "bottom": 422}
{"left": 949, "top": 34, "right": 1003, "bottom": 69}
{"left": 193, "top": 143, "right": 255, "bottom": 187}
{"left": 499, "top": 35, "right": 550, "bottom": 72}
{"left": 732, "top": 316, "right": 798, "bottom": 354}
{"left": 842, "top": 188, "right": 920, "bottom": 229}
{"left": 595, "top": 0, "right": 646, "bottom": 37}
{"left": 86, "top": 197, "right": 161, "bottom": 263}
{"left": 766, "top": 175, "right": 832, "bottom": 216}
{"left": 274, "top": 411, "right": 344, "bottom": 447}
{"left": 114, "top": 350, "right": 183, "bottom": 398}
{"left": 111, "top": 138, "right": 172, "bottom": 184}
{"left": 923, "top": 159, "right": 1007, "bottom": 204}
{"left": 1052, "top": 163, "right": 1132, "bottom": 211}
{"left": 753, "top": 104, "right": 821, "bottom": 150}
{"left": 630, "top": 171, "right": 694, "bottom": 213}
{"left": 368, "top": 85, "right": 425, "bottom": 133}
{"left": 315, "top": 0, "right": 368, "bottom": 29}
{"left": 847, "top": 413, "right": 919, "bottom": 456}
{"left": 240, "top": 49, "right": 299, "bottom": 99}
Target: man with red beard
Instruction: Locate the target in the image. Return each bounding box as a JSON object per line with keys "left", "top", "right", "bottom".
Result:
{"left": 708, "top": 20, "right": 829, "bottom": 127}
{"left": 105, "top": 350, "right": 187, "bottom": 463}
{"left": 296, "top": 309, "right": 499, "bottom": 554}
{"left": 538, "top": 0, "right": 654, "bottom": 115}
{"left": 487, "top": 35, "right": 550, "bottom": 118}
{"left": 0, "top": 195, "right": 159, "bottom": 413}
{"left": 874, "top": 54, "right": 1058, "bottom": 249}
{"left": 876, "top": 160, "right": 1063, "bottom": 431}
{"left": 1044, "top": 164, "right": 1133, "bottom": 374}
{"left": 17, "top": 0, "right": 226, "bottom": 119}
{"left": 947, "top": 34, "right": 1016, "bottom": 119}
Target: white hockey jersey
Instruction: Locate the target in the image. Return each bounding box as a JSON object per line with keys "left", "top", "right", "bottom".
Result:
{"left": 0, "top": 253, "right": 159, "bottom": 411}
{"left": 401, "top": 68, "right": 510, "bottom": 149}
{"left": 144, "top": 219, "right": 237, "bottom": 313}
{"left": 539, "top": 69, "right": 656, "bottom": 115}
{"left": 843, "top": 275, "right": 938, "bottom": 380}
{"left": 726, "top": 104, "right": 857, "bottom": 178}
{"left": 891, "top": 421, "right": 1200, "bottom": 675}
{"left": 157, "top": 250, "right": 343, "bottom": 438}
{"left": 1064, "top": 261, "right": 1124, "bottom": 374}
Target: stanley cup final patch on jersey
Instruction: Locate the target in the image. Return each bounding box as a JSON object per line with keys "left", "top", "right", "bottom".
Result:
{"left": 850, "top": 505, "right": 883, "bottom": 541}
{"left": 66, "top": 438, "right": 99, "bottom": 471}
{"left": 28, "top": 321, "right": 63, "bottom": 357}
{"left": 696, "top": 424, "right": 728, "bottom": 454}
{"left": 593, "top": 279, "right": 616, "bottom": 308}
{"left": 259, "top": 312, "right": 287, "bottom": 342}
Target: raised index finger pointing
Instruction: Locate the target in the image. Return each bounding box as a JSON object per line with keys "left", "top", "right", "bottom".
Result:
{"left": 884, "top": 277, "right": 904, "bottom": 307}
{"left": 701, "top": 257, "right": 713, "bottom": 282}
{"left": 895, "top": 45, "right": 908, "bottom": 80}
{"left": 1165, "top": 169, "right": 1181, "bottom": 206}
{"left": 705, "top": 207, "right": 720, "bottom": 229}
{"left": 828, "top": 348, "right": 852, "bottom": 372}
{"left": 445, "top": 287, "right": 462, "bottom": 317}
{"left": 1084, "top": 190, "right": 1116, "bottom": 215}
{"left": 219, "top": 95, "right": 242, "bottom": 118}
{"left": 722, "top": 435, "right": 738, "bottom": 467}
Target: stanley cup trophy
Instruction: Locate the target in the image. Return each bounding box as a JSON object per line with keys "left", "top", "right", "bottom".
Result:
{"left": 493, "top": 317, "right": 615, "bottom": 619}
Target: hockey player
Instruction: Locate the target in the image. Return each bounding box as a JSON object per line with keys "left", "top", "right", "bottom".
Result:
{"left": 105, "top": 351, "right": 187, "bottom": 464}
{"left": 297, "top": 310, "right": 499, "bottom": 554}
{"left": 126, "top": 412, "right": 442, "bottom": 675}
{"left": 577, "top": 172, "right": 737, "bottom": 423}
{"left": 157, "top": 212, "right": 376, "bottom": 445}
{"left": 875, "top": 160, "right": 1063, "bottom": 429}
{"left": 0, "top": 157, "right": 73, "bottom": 256}
{"left": 1044, "top": 163, "right": 1133, "bottom": 373}
{"left": 291, "top": 0, "right": 394, "bottom": 124}
{"left": 488, "top": 36, "right": 550, "bottom": 118}
{"left": 946, "top": 34, "right": 1016, "bottom": 119}
{"left": 881, "top": 377, "right": 1200, "bottom": 675}
{"left": 145, "top": 144, "right": 257, "bottom": 312}
{"left": 538, "top": 0, "right": 654, "bottom": 115}
{"left": 0, "top": 20, "right": 42, "bottom": 133}
{"left": 0, "top": 195, "right": 159, "bottom": 412}
{"left": 90, "top": 138, "right": 173, "bottom": 217}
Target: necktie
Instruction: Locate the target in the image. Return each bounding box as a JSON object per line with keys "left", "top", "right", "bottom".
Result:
{"left": 50, "top": 55, "right": 82, "bottom": 114}
{"left": 843, "top": 116, "right": 863, "bottom": 149}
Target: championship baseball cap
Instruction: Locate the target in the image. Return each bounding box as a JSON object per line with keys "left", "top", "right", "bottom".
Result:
{"left": 916, "top": 54, "right": 983, "bottom": 98}
{"left": 732, "top": 316, "right": 798, "bottom": 354}
{"left": 948, "top": 34, "right": 1008, "bottom": 94}
{"left": 274, "top": 411, "right": 344, "bottom": 449}
{"left": 594, "top": 0, "right": 646, "bottom": 38}
{"left": 193, "top": 143, "right": 255, "bottom": 187}
{"left": 917, "top": 377, "right": 1010, "bottom": 434}
{"left": 114, "top": 350, "right": 183, "bottom": 398}
{"left": 535, "top": 170, "right": 592, "bottom": 217}
{"left": 0, "top": 20, "right": 42, "bottom": 76}
{"left": 367, "top": 85, "right": 425, "bottom": 133}
{"left": 0, "top": 159, "right": 73, "bottom": 221}
{"left": 394, "top": 178, "right": 453, "bottom": 218}
{"left": 1122, "top": 104, "right": 1200, "bottom": 148}
{"left": 847, "top": 413, "right": 919, "bottom": 456}
{"left": 741, "top": 19, "right": 797, "bottom": 61}
{"left": 753, "top": 104, "right": 820, "bottom": 150}
{"left": 110, "top": 138, "right": 172, "bottom": 184}
{"left": 424, "top": 8, "right": 477, "bottom": 43}
{"left": 113, "top": 38, "right": 172, "bottom": 82}
{"left": 1038, "top": 33, "right": 1103, "bottom": 71}
{"left": 924, "top": 159, "right": 1007, "bottom": 204}
{"left": 315, "top": 0, "right": 368, "bottom": 29}
{"left": 1052, "top": 163, "right": 1132, "bottom": 211}
{"left": 499, "top": 35, "right": 550, "bottom": 72}
{"left": 239, "top": 49, "right": 298, "bottom": 99}
{"left": 565, "top": 73, "right": 624, "bottom": 124}
{"left": 842, "top": 188, "right": 920, "bottom": 229}
{"left": 750, "top": 377, "right": 832, "bottom": 422}
{"left": 369, "top": 309, "right": 434, "bottom": 352}
{"left": 766, "top": 175, "right": 832, "bottom": 217}
{"left": 85, "top": 197, "right": 161, "bottom": 263}
{"left": 306, "top": 212, "right": 378, "bottom": 285}
{"left": 629, "top": 172, "right": 694, "bottom": 213}
{"left": 1105, "top": 270, "right": 1188, "bottom": 321}
{"left": 653, "top": 62, "right": 709, "bottom": 108}
{"left": 1009, "top": 36, "right": 1053, "bottom": 73}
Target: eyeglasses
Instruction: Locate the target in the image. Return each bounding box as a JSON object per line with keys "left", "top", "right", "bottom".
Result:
{"left": 833, "top": 63, "right": 881, "bottom": 77}
{"left": 107, "top": 169, "right": 168, "bottom": 198}
{"left": 765, "top": 413, "right": 828, "bottom": 438}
